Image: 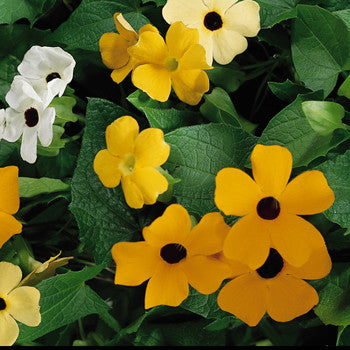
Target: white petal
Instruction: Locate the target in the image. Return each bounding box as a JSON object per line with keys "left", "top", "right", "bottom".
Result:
{"left": 20, "top": 126, "right": 38, "bottom": 164}
{"left": 0, "top": 110, "right": 5, "bottom": 138}
{"left": 38, "top": 107, "right": 55, "bottom": 147}
{"left": 3, "top": 108, "right": 24, "bottom": 142}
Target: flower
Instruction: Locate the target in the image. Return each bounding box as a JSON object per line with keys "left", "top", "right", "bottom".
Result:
{"left": 0, "top": 109, "right": 6, "bottom": 138}
{"left": 93, "top": 115, "right": 170, "bottom": 209}
{"left": 0, "top": 261, "right": 41, "bottom": 346}
{"left": 128, "top": 21, "right": 212, "bottom": 105}
{"left": 162, "top": 0, "right": 261, "bottom": 65}
{"left": 214, "top": 144, "right": 335, "bottom": 269}
{"left": 217, "top": 246, "right": 331, "bottom": 326}
{"left": 17, "top": 45, "right": 75, "bottom": 106}
{"left": 4, "top": 75, "right": 56, "bottom": 164}
{"left": 0, "top": 166, "right": 22, "bottom": 248}
{"left": 99, "top": 12, "right": 158, "bottom": 84}
{"left": 112, "top": 204, "right": 232, "bottom": 308}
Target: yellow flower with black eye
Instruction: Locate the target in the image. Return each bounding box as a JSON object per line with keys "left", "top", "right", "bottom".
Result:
{"left": 112, "top": 204, "right": 232, "bottom": 309}
{"left": 162, "top": 0, "right": 261, "bottom": 65}
{"left": 93, "top": 115, "right": 170, "bottom": 209}
{"left": 128, "top": 21, "right": 212, "bottom": 105}
{"left": 214, "top": 144, "right": 335, "bottom": 270}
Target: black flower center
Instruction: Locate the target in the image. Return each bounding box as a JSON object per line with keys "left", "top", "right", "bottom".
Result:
{"left": 0, "top": 298, "right": 6, "bottom": 311}
{"left": 204, "top": 11, "right": 223, "bottom": 31}
{"left": 257, "top": 197, "right": 280, "bottom": 220}
{"left": 46, "top": 72, "right": 61, "bottom": 83}
{"left": 257, "top": 248, "right": 284, "bottom": 279}
{"left": 160, "top": 243, "right": 187, "bottom": 264}
{"left": 24, "top": 107, "right": 39, "bottom": 127}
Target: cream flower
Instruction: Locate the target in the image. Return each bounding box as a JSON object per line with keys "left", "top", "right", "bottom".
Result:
{"left": 162, "top": 0, "right": 261, "bottom": 65}
{"left": 0, "top": 261, "right": 41, "bottom": 346}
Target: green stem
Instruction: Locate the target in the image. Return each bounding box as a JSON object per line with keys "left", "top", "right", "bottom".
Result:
{"left": 11, "top": 235, "right": 36, "bottom": 274}
{"left": 78, "top": 318, "right": 86, "bottom": 340}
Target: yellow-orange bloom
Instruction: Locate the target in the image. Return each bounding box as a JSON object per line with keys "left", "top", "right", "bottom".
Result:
{"left": 217, "top": 247, "right": 331, "bottom": 326}
{"left": 215, "top": 144, "right": 335, "bottom": 269}
{"left": 99, "top": 12, "right": 158, "bottom": 83}
{"left": 112, "top": 204, "right": 232, "bottom": 309}
{"left": 128, "top": 21, "right": 212, "bottom": 105}
{"left": 93, "top": 115, "right": 170, "bottom": 209}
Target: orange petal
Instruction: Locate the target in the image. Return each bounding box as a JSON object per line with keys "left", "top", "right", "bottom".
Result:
{"left": 0, "top": 212, "right": 22, "bottom": 249}
{"left": 219, "top": 254, "right": 252, "bottom": 278}
{"left": 110, "top": 59, "right": 134, "bottom": 84}
{"left": 270, "top": 213, "right": 327, "bottom": 268}
{"left": 121, "top": 176, "right": 144, "bottom": 209}
{"left": 145, "top": 262, "right": 189, "bottom": 308}
{"left": 280, "top": 170, "right": 335, "bottom": 215}
{"left": 251, "top": 144, "right": 293, "bottom": 198}
{"left": 99, "top": 33, "right": 130, "bottom": 69}
{"left": 0, "top": 166, "right": 19, "bottom": 215}
{"left": 185, "top": 212, "right": 230, "bottom": 256}
{"left": 214, "top": 167, "right": 262, "bottom": 216}
{"left": 113, "top": 12, "right": 138, "bottom": 43}
{"left": 112, "top": 241, "right": 159, "bottom": 286}
{"left": 134, "top": 128, "right": 170, "bottom": 168}
{"left": 93, "top": 149, "right": 122, "bottom": 188}
{"left": 142, "top": 204, "right": 191, "bottom": 248}
{"left": 217, "top": 273, "right": 268, "bottom": 326}
{"left": 223, "top": 214, "right": 271, "bottom": 270}
{"left": 266, "top": 275, "right": 319, "bottom": 322}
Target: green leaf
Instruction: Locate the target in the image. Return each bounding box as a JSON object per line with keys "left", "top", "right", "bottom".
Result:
{"left": 127, "top": 89, "right": 172, "bottom": 110}
{"left": 338, "top": 75, "right": 350, "bottom": 99}
{"left": 268, "top": 79, "right": 310, "bottom": 102}
{"left": 164, "top": 123, "right": 258, "bottom": 216}
{"left": 334, "top": 9, "right": 350, "bottom": 30}
{"left": 49, "top": 96, "right": 79, "bottom": 125}
{"left": 69, "top": 98, "right": 139, "bottom": 264}
{"left": 37, "top": 125, "right": 67, "bottom": 157}
{"left": 18, "top": 177, "right": 70, "bottom": 198}
{"left": 291, "top": 5, "right": 350, "bottom": 97}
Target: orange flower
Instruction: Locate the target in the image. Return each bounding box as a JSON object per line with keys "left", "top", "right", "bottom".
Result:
{"left": 215, "top": 144, "right": 335, "bottom": 269}
{"left": 112, "top": 204, "right": 231, "bottom": 308}
{"left": 217, "top": 247, "right": 331, "bottom": 326}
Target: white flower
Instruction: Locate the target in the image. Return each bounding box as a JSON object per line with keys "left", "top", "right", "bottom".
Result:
{"left": 0, "top": 110, "right": 6, "bottom": 139}
{"left": 17, "top": 45, "right": 76, "bottom": 106}
{"left": 4, "top": 76, "right": 55, "bottom": 164}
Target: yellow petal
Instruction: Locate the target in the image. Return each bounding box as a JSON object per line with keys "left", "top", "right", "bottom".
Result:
{"left": 251, "top": 144, "right": 293, "bottom": 198}
{"left": 214, "top": 167, "right": 262, "bottom": 216}
{"left": 270, "top": 213, "right": 327, "bottom": 267}
{"left": 113, "top": 12, "right": 138, "bottom": 43}
{"left": 198, "top": 31, "right": 214, "bottom": 65}
{"left": 145, "top": 262, "right": 189, "bottom": 308}
{"left": 130, "top": 167, "right": 168, "bottom": 205}
{"left": 0, "top": 312, "right": 19, "bottom": 346}
{"left": 223, "top": 214, "right": 271, "bottom": 270}
{"left": 217, "top": 273, "right": 267, "bottom": 327}
{"left": 121, "top": 175, "right": 144, "bottom": 209}
{"left": 178, "top": 44, "right": 212, "bottom": 70}
{"left": 7, "top": 286, "right": 41, "bottom": 326}
{"left": 185, "top": 212, "right": 230, "bottom": 256}
{"left": 143, "top": 204, "right": 191, "bottom": 248}
{"left": 0, "top": 212, "right": 22, "bottom": 250}
{"left": 110, "top": 59, "right": 134, "bottom": 84}
{"left": 280, "top": 170, "right": 335, "bottom": 215}
{"left": 93, "top": 149, "right": 122, "bottom": 188}
{"left": 112, "top": 241, "right": 160, "bottom": 286}
{"left": 211, "top": 0, "right": 238, "bottom": 10}
{"left": 0, "top": 166, "right": 19, "bottom": 215}
{"left": 184, "top": 255, "right": 231, "bottom": 294}
{"left": 139, "top": 24, "right": 159, "bottom": 35}
{"left": 0, "top": 262, "right": 22, "bottom": 295}
{"left": 132, "top": 64, "right": 172, "bottom": 102}
{"left": 134, "top": 128, "right": 170, "bottom": 168}
{"left": 266, "top": 275, "right": 319, "bottom": 322}
{"left": 106, "top": 116, "right": 139, "bottom": 157}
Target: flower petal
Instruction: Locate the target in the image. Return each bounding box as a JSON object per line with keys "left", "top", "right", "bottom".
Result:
{"left": 266, "top": 275, "right": 319, "bottom": 322}
{"left": 143, "top": 204, "right": 191, "bottom": 248}
{"left": 112, "top": 241, "right": 160, "bottom": 286}
{"left": 145, "top": 263, "right": 189, "bottom": 308}
{"left": 0, "top": 312, "right": 19, "bottom": 346}
{"left": 179, "top": 44, "right": 213, "bottom": 70}
{"left": 110, "top": 59, "right": 134, "bottom": 84}
{"left": 214, "top": 167, "right": 262, "bottom": 216}
{"left": 134, "top": 128, "right": 170, "bottom": 168}
{"left": 217, "top": 273, "right": 267, "bottom": 327}
{"left": 2, "top": 108, "right": 24, "bottom": 142}
{"left": 7, "top": 286, "right": 41, "bottom": 326}
{"left": 0, "top": 166, "right": 19, "bottom": 215}
{"left": 121, "top": 175, "right": 144, "bottom": 209}
{"left": 0, "top": 212, "right": 22, "bottom": 250}
{"left": 0, "top": 262, "right": 22, "bottom": 295}
{"left": 20, "top": 126, "right": 38, "bottom": 164}
{"left": 280, "top": 170, "right": 335, "bottom": 215}
{"left": 93, "top": 149, "right": 122, "bottom": 188}
{"left": 251, "top": 144, "right": 293, "bottom": 198}
{"left": 223, "top": 214, "right": 271, "bottom": 270}
{"left": 138, "top": 24, "right": 159, "bottom": 35}
{"left": 38, "top": 107, "right": 55, "bottom": 147}
{"left": 113, "top": 12, "right": 138, "bottom": 43}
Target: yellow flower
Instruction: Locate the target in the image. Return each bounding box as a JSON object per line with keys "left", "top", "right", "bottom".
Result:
{"left": 162, "top": 0, "right": 261, "bottom": 65}
{"left": 93, "top": 115, "right": 170, "bottom": 209}
{"left": 112, "top": 204, "right": 232, "bottom": 309}
{"left": 0, "top": 166, "right": 22, "bottom": 248}
{"left": 217, "top": 247, "right": 331, "bottom": 326}
{"left": 128, "top": 21, "right": 212, "bottom": 105}
{"left": 99, "top": 12, "right": 158, "bottom": 83}
{"left": 0, "top": 261, "right": 41, "bottom": 346}
{"left": 215, "top": 144, "right": 335, "bottom": 270}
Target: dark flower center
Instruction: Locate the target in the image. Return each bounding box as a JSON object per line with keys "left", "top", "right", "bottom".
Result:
{"left": 24, "top": 107, "right": 39, "bottom": 127}
{"left": 0, "top": 298, "right": 6, "bottom": 311}
{"left": 160, "top": 243, "right": 187, "bottom": 264}
{"left": 204, "top": 11, "right": 223, "bottom": 31}
{"left": 257, "top": 248, "right": 284, "bottom": 279}
{"left": 46, "top": 72, "right": 61, "bottom": 83}
{"left": 257, "top": 197, "right": 280, "bottom": 220}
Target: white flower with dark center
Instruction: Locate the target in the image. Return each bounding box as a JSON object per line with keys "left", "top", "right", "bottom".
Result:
{"left": 17, "top": 46, "right": 76, "bottom": 105}
{"left": 4, "top": 76, "right": 55, "bottom": 164}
